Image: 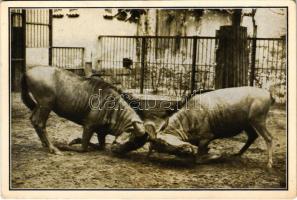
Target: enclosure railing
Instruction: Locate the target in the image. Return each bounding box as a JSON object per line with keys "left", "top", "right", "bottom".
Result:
{"left": 97, "top": 35, "right": 217, "bottom": 96}
{"left": 97, "top": 35, "right": 286, "bottom": 102}
{"left": 25, "top": 9, "right": 52, "bottom": 48}
{"left": 247, "top": 37, "right": 286, "bottom": 103}
{"left": 51, "top": 47, "right": 85, "bottom": 69}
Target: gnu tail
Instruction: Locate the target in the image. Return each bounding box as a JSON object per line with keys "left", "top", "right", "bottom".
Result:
{"left": 21, "top": 74, "right": 36, "bottom": 110}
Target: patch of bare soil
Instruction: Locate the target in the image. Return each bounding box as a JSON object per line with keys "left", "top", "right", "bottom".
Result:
{"left": 10, "top": 93, "right": 287, "bottom": 189}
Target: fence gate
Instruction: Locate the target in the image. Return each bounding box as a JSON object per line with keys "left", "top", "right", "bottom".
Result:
{"left": 11, "top": 9, "right": 26, "bottom": 91}
{"left": 10, "top": 9, "right": 52, "bottom": 91}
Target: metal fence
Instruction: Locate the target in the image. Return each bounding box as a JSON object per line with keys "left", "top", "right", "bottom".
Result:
{"left": 97, "top": 35, "right": 286, "bottom": 102}
{"left": 97, "top": 36, "right": 217, "bottom": 96}
{"left": 247, "top": 38, "right": 286, "bottom": 103}
{"left": 51, "top": 47, "right": 85, "bottom": 69}
{"left": 25, "top": 9, "right": 52, "bottom": 48}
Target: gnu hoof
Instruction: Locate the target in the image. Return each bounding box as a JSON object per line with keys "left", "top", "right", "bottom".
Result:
{"left": 41, "top": 142, "right": 48, "bottom": 147}
{"left": 49, "top": 146, "right": 63, "bottom": 155}
{"left": 267, "top": 162, "right": 273, "bottom": 169}
{"left": 196, "top": 153, "right": 222, "bottom": 164}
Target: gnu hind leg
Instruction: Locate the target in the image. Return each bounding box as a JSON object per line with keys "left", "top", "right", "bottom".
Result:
{"left": 30, "top": 105, "right": 62, "bottom": 155}
{"left": 250, "top": 121, "right": 273, "bottom": 168}
{"left": 235, "top": 125, "right": 258, "bottom": 156}
{"left": 30, "top": 107, "right": 47, "bottom": 147}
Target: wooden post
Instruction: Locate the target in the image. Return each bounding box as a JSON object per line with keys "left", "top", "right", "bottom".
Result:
{"left": 215, "top": 25, "right": 249, "bottom": 89}
{"left": 191, "top": 36, "right": 197, "bottom": 93}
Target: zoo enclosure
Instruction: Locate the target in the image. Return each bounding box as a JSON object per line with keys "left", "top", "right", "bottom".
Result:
{"left": 97, "top": 35, "right": 286, "bottom": 102}
{"left": 10, "top": 9, "right": 286, "bottom": 103}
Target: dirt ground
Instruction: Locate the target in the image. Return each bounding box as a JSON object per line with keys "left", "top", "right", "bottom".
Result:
{"left": 10, "top": 93, "right": 287, "bottom": 189}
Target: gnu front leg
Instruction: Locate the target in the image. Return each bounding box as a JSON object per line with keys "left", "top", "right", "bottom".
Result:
{"left": 150, "top": 134, "right": 198, "bottom": 158}
{"left": 57, "top": 126, "right": 94, "bottom": 152}
{"left": 68, "top": 132, "right": 106, "bottom": 151}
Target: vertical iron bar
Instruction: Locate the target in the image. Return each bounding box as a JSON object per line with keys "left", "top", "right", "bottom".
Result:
{"left": 62, "top": 48, "right": 64, "bottom": 68}
{"left": 71, "top": 48, "right": 77, "bottom": 68}
{"left": 58, "top": 48, "right": 61, "bottom": 67}
{"left": 33, "top": 10, "right": 36, "bottom": 47}
{"left": 261, "top": 40, "right": 265, "bottom": 75}
{"left": 38, "top": 9, "right": 40, "bottom": 48}
{"left": 133, "top": 38, "right": 137, "bottom": 86}
{"left": 208, "top": 39, "right": 212, "bottom": 88}
{"left": 82, "top": 48, "right": 85, "bottom": 70}
{"left": 128, "top": 38, "right": 132, "bottom": 88}
{"left": 61, "top": 48, "right": 65, "bottom": 68}
{"left": 48, "top": 9, "right": 53, "bottom": 65}
{"left": 271, "top": 40, "right": 275, "bottom": 77}
{"left": 249, "top": 37, "right": 257, "bottom": 86}
{"left": 140, "top": 37, "right": 146, "bottom": 94}
{"left": 30, "top": 10, "right": 32, "bottom": 48}
{"left": 266, "top": 40, "right": 270, "bottom": 71}
{"left": 53, "top": 48, "right": 56, "bottom": 66}
{"left": 42, "top": 10, "right": 44, "bottom": 47}
{"left": 113, "top": 38, "right": 116, "bottom": 78}
{"left": 197, "top": 38, "right": 201, "bottom": 89}
{"left": 191, "top": 36, "right": 197, "bottom": 93}
{"left": 170, "top": 38, "right": 174, "bottom": 95}
{"left": 275, "top": 40, "right": 280, "bottom": 77}
{"left": 146, "top": 38, "right": 149, "bottom": 92}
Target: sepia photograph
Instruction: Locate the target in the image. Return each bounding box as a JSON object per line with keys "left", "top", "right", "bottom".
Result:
{"left": 1, "top": 0, "right": 296, "bottom": 198}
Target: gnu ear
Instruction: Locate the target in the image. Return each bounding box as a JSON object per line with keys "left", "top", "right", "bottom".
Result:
{"left": 159, "top": 118, "right": 169, "bottom": 132}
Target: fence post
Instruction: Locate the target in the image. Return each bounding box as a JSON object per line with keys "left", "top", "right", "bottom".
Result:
{"left": 48, "top": 9, "right": 53, "bottom": 66}
{"left": 191, "top": 36, "right": 197, "bottom": 93}
{"left": 140, "top": 37, "right": 146, "bottom": 94}
{"left": 249, "top": 37, "right": 257, "bottom": 86}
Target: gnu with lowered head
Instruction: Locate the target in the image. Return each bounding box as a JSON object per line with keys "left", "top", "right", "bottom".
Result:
{"left": 146, "top": 87, "right": 275, "bottom": 168}
{"left": 21, "top": 66, "right": 148, "bottom": 155}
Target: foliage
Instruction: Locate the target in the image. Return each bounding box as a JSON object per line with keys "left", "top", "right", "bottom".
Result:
{"left": 147, "top": 62, "right": 191, "bottom": 96}
{"left": 103, "top": 9, "right": 147, "bottom": 23}
{"left": 103, "top": 9, "right": 234, "bottom": 24}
